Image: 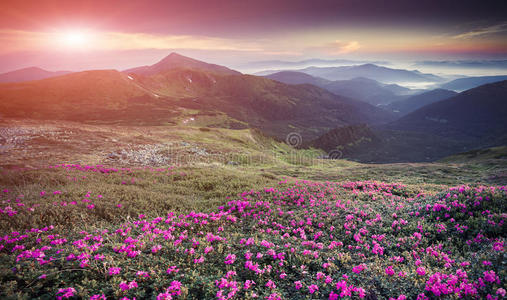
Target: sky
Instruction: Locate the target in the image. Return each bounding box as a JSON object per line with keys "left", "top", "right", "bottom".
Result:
{"left": 0, "top": 0, "right": 506, "bottom": 73}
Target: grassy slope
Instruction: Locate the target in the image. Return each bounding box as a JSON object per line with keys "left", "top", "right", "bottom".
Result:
{"left": 1, "top": 122, "right": 506, "bottom": 233}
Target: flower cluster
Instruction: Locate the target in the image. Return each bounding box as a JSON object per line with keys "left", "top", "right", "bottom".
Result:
{"left": 0, "top": 170, "right": 505, "bottom": 299}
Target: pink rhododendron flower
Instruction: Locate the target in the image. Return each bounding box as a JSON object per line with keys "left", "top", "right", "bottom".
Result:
{"left": 385, "top": 266, "right": 395, "bottom": 276}
{"left": 497, "top": 288, "right": 506, "bottom": 297}
{"left": 266, "top": 280, "right": 276, "bottom": 289}
{"left": 224, "top": 253, "right": 236, "bottom": 264}
{"left": 108, "top": 267, "right": 121, "bottom": 275}
{"left": 308, "top": 284, "right": 319, "bottom": 294}
{"left": 56, "top": 287, "right": 76, "bottom": 299}
{"left": 294, "top": 280, "right": 303, "bottom": 290}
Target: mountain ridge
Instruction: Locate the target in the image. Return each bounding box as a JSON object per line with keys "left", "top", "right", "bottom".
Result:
{"left": 264, "top": 71, "right": 416, "bottom": 105}
{"left": 0, "top": 67, "right": 72, "bottom": 83}
{"left": 258, "top": 64, "right": 444, "bottom": 84}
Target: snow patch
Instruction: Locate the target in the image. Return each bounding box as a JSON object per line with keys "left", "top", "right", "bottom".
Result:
{"left": 182, "top": 117, "right": 195, "bottom": 124}
{"left": 127, "top": 75, "right": 134, "bottom": 80}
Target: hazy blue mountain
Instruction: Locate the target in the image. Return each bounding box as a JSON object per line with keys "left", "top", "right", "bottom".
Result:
{"left": 0, "top": 67, "right": 71, "bottom": 83}
{"left": 386, "top": 89, "right": 458, "bottom": 115}
{"left": 299, "top": 64, "right": 444, "bottom": 83}
{"left": 322, "top": 77, "right": 413, "bottom": 105}
{"left": 265, "top": 71, "right": 331, "bottom": 86}
{"left": 124, "top": 52, "right": 241, "bottom": 76}
{"left": 264, "top": 71, "right": 417, "bottom": 106}
{"left": 439, "top": 75, "right": 507, "bottom": 91}
{"left": 242, "top": 58, "right": 388, "bottom": 72}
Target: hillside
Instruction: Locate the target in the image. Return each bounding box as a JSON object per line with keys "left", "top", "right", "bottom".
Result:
{"left": 386, "top": 89, "right": 458, "bottom": 115}
{"left": 351, "top": 80, "right": 507, "bottom": 162}
{"left": 308, "top": 81, "right": 507, "bottom": 162}
{"left": 307, "top": 124, "right": 466, "bottom": 163}
{"left": 0, "top": 70, "right": 171, "bottom": 122}
{"left": 0, "top": 67, "right": 71, "bottom": 83}
{"left": 307, "top": 124, "right": 379, "bottom": 154}
{"left": 138, "top": 69, "right": 395, "bottom": 139}
{"left": 440, "top": 145, "right": 507, "bottom": 162}
{"left": 389, "top": 80, "right": 507, "bottom": 140}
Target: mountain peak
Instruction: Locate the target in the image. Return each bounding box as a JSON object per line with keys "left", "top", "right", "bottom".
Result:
{"left": 124, "top": 53, "right": 241, "bottom": 76}
{"left": 167, "top": 52, "right": 181, "bottom": 57}
{"left": 359, "top": 63, "right": 378, "bottom": 68}
{"left": 160, "top": 52, "right": 191, "bottom": 61}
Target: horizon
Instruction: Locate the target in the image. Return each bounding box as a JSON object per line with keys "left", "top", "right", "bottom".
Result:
{"left": 1, "top": 0, "right": 507, "bottom": 76}
{"left": 2, "top": 51, "right": 507, "bottom": 79}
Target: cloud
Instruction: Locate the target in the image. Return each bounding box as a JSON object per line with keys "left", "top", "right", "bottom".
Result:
{"left": 414, "top": 60, "right": 507, "bottom": 69}
{"left": 260, "top": 50, "right": 303, "bottom": 56}
{"left": 102, "top": 32, "right": 263, "bottom": 52}
{"left": 311, "top": 40, "right": 361, "bottom": 55}
{"left": 336, "top": 41, "right": 361, "bottom": 54}
{"left": 0, "top": 29, "right": 264, "bottom": 53}
{"left": 452, "top": 23, "right": 507, "bottom": 39}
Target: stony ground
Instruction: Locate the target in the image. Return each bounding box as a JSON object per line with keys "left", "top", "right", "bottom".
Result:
{"left": 0, "top": 119, "right": 216, "bottom": 168}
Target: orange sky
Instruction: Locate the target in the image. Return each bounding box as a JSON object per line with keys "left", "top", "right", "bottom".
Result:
{"left": 0, "top": 0, "right": 506, "bottom": 72}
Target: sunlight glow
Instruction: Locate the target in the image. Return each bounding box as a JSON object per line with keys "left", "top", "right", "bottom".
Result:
{"left": 58, "top": 30, "right": 91, "bottom": 48}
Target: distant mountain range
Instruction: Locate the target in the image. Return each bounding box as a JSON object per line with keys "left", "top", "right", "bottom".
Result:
{"left": 265, "top": 71, "right": 416, "bottom": 105}
{"left": 241, "top": 58, "right": 388, "bottom": 72}
{"left": 414, "top": 60, "right": 507, "bottom": 70}
{"left": 259, "top": 64, "right": 444, "bottom": 84}
{"left": 322, "top": 77, "right": 414, "bottom": 105}
{"left": 0, "top": 67, "right": 71, "bottom": 83}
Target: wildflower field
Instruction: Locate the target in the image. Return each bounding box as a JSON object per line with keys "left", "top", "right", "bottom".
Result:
{"left": 0, "top": 164, "right": 505, "bottom": 299}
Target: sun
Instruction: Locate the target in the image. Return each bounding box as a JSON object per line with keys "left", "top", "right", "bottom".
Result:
{"left": 58, "top": 30, "right": 91, "bottom": 48}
